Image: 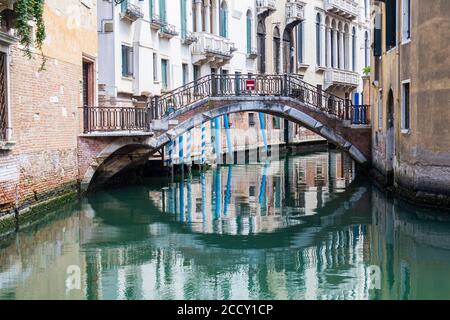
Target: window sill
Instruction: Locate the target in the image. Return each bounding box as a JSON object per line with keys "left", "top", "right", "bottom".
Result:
{"left": 0, "top": 140, "right": 16, "bottom": 151}
{"left": 121, "top": 76, "right": 134, "bottom": 81}
{"left": 401, "top": 38, "right": 411, "bottom": 46}
{"left": 401, "top": 129, "right": 411, "bottom": 135}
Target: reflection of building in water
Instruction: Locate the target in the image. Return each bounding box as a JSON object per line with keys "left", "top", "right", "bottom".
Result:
{"left": 150, "top": 150, "right": 356, "bottom": 234}
{"left": 369, "top": 188, "right": 450, "bottom": 300}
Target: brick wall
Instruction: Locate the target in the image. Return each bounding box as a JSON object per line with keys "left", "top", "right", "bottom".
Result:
{"left": 0, "top": 46, "right": 82, "bottom": 216}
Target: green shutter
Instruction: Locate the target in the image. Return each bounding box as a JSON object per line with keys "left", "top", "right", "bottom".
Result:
{"left": 181, "top": 0, "right": 187, "bottom": 38}
{"left": 161, "top": 60, "right": 168, "bottom": 89}
{"left": 149, "top": 0, "right": 153, "bottom": 19}
{"left": 121, "top": 0, "right": 127, "bottom": 13}
{"left": 122, "top": 46, "right": 127, "bottom": 76}
{"left": 159, "top": 0, "right": 166, "bottom": 23}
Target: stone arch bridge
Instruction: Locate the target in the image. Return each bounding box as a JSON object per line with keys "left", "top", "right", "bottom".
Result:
{"left": 79, "top": 74, "right": 371, "bottom": 191}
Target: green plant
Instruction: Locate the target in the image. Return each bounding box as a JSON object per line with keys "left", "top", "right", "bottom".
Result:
{"left": 362, "top": 66, "right": 372, "bottom": 76}
{"left": 15, "top": 0, "right": 46, "bottom": 69}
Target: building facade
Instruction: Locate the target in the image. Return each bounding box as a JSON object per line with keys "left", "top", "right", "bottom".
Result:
{"left": 256, "top": 0, "right": 371, "bottom": 141}
{"left": 97, "top": 0, "right": 327, "bottom": 165}
{"left": 0, "top": 0, "right": 98, "bottom": 219}
{"left": 370, "top": 0, "right": 450, "bottom": 205}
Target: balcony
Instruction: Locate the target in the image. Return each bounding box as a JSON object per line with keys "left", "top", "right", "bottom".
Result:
{"left": 324, "top": 0, "right": 359, "bottom": 20}
{"left": 159, "top": 23, "right": 179, "bottom": 39}
{"left": 286, "top": 0, "right": 305, "bottom": 28}
{"left": 324, "top": 68, "right": 359, "bottom": 89}
{"left": 181, "top": 31, "right": 198, "bottom": 45}
{"left": 256, "top": 0, "right": 276, "bottom": 17}
{"left": 120, "top": 1, "right": 144, "bottom": 22}
{"left": 150, "top": 14, "right": 165, "bottom": 30}
{"left": 192, "top": 32, "right": 235, "bottom": 67}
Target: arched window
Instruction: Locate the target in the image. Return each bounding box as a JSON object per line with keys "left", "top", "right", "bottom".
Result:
{"left": 352, "top": 27, "right": 356, "bottom": 71}
{"left": 273, "top": 26, "right": 281, "bottom": 74}
{"left": 365, "top": 31, "right": 369, "bottom": 67}
{"left": 246, "top": 10, "right": 252, "bottom": 54}
{"left": 219, "top": 1, "right": 228, "bottom": 37}
{"left": 257, "top": 20, "right": 266, "bottom": 73}
{"left": 316, "top": 14, "right": 321, "bottom": 66}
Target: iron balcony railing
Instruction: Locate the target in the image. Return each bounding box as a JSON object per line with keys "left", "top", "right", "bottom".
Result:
{"left": 83, "top": 74, "right": 370, "bottom": 133}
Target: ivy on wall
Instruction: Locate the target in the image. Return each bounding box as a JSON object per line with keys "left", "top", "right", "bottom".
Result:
{"left": 14, "top": 0, "right": 46, "bottom": 68}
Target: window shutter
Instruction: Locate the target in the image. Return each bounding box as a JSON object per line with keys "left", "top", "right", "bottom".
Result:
{"left": 374, "top": 14, "right": 382, "bottom": 56}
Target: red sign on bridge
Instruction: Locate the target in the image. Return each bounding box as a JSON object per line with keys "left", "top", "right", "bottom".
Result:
{"left": 245, "top": 79, "right": 256, "bottom": 91}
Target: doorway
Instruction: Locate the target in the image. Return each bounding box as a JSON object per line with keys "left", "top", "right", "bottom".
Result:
{"left": 82, "top": 58, "right": 94, "bottom": 107}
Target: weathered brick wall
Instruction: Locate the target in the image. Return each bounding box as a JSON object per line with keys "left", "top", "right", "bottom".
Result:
{"left": 0, "top": 46, "right": 82, "bottom": 215}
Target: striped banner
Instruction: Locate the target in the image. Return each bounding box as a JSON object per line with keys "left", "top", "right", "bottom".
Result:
{"left": 201, "top": 123, "right": 206, "bottom": 165}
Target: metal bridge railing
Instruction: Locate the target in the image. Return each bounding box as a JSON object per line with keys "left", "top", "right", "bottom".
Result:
{"left": 83, "top": 74, "right": 370, "bottom": 133}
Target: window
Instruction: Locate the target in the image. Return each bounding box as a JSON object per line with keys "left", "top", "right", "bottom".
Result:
{"left": 246, "top": 10, "right": 252, "bottom": 54}
{"left": 297, "top": 21, "right": 304, "bottom": 64}
{"left": 257, "top": 20, "right": 266, "bottom": 73}
{"left": 385, "top": 0, "right": 397, "bottom": 51}
{"left": 378, "top": 91, "right": 383, "bottom": 130}
{"left": 273, "top": 116, "right": 281, "bottom": 129}
{"left": 273, "top": 26, "right": 281, "bottom": 74}
{"left": 219, "top": 1, "right": 228, "bottom": 38}
{"left": 352, "top": 27, "right": 356, "bottom": 71}
{"left": 182, "top": 63, "right": 189, "bottom": 85}
{"left": 248, "top": 113, "right": 255, "bottom": 127}
{"left": 374, "top": 14, "right": 382, "bottom": 56}
{"left": 401, "top": 81, "right": 410, "bottom": 131}
{"left": 180, "top": 0, "right": 187, "bottom": 39}
{"left": 121, "top": 45, "right": 133, "bottom": 77}
{"left": 153, "top": 53, "right": 158, "bottom": 81}
{"left": 316, "top": 14, "right": 321, "bottom": 66}
{"left": 161, "top": 59, "right": 169, "bottom": 90}
{"left": 402, "top": 0, "right": 411, "bottom": 41}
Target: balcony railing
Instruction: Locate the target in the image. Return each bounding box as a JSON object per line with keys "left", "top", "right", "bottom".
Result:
{"left": 246, "top": 48, "right": 258, "bottom": 59}
{"left": 286, "top": 0, "right": 305, "bottom": 27}
{"left": 150, "top": 14, "right": 165, "bottom": 29}
{"left": 181, "top": 31, "right": 198, "bottom": 45}
{"left": 83, "top": 106, "right": 150, "bottom": 133}
{"left": 120, "top": 1, "right": 144, "bottom": 22}
{"left": 324, "top": 0, "right": 359, "bottom": 20}
{"left": 192, "top": 32, "right": 235, "bottom": 66}
{"left": 256, "top": 0, "right": 276, "bottom": 16}
{"left": 160, "top": 23, "right": 179, "bottom": 39}
{"left": 325, "top": 68, "right": 359, "bottom": 88}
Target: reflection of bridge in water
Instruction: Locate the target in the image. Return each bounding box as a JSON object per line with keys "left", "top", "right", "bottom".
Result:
{"left": 149, "top": 150, "right": 358, "bottom": 235}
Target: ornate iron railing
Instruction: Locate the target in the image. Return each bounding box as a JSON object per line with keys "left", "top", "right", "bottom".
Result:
{"left": 83, "top": 74, "right": 370, "bottom": 133}
{"left": 83, "top": 106, "right": 149, "bottom": 133}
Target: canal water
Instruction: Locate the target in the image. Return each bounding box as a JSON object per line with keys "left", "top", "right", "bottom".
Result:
{"left": 1, "top": 150, "right": 450, "bottom": 300}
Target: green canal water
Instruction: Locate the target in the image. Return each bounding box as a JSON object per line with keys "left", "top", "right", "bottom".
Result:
{"left": 1, "top": 150, "right": 450, "bottom": 300}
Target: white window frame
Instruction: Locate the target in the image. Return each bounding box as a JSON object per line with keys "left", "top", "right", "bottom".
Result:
{"left": 401, "top": 0, "right": 411, "bottom": 44}
{"left": 0, "top": 34, "right": 14, "bottom": 145}
{"left": 401, "top": 79, "right": 411, "bottom": 133}
{"left": 378, "top": 89, "right": 383, "bottom": 130}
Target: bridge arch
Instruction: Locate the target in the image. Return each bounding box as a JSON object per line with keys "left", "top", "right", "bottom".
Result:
{"left": 81, "top": 97, "right": 370, "bottom": 192}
